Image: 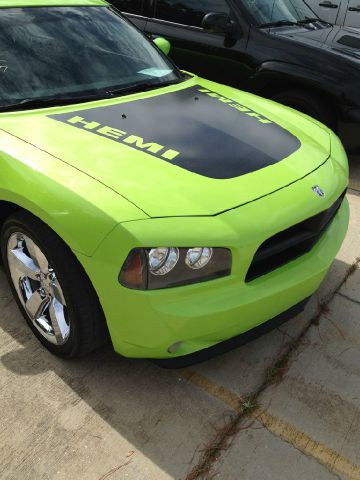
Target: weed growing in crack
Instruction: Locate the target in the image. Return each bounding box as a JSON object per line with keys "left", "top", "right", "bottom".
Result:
{"left": 240, "top": 395, "right": 259, "bottom": 414}
{"left": 184, "top": 257, "right": 360, "bottom": 480}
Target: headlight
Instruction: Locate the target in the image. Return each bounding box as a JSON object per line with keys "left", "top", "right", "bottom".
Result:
{"left": 119, "top": 247, "right": 232, "bottom": 290}
{"left": 185, "top": 247, "right": 213, "bottom": 269}
{"left": 148, "top": 248, "right": 179, "bottom": 275}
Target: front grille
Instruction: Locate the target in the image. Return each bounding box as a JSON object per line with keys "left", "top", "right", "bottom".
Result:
{"left": 245, "top": 190, "right": 346, "bottom": 282}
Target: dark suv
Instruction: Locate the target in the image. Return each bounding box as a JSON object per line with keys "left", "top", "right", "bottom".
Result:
{"left": 111, "top": 0, "right": 360, "bottom": 149}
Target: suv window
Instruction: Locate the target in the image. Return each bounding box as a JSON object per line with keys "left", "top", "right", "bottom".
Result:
{"left": 155, "top": 0, "right": 230, "bottom": 27}
{"left": 111, "top": 0, "right": 144, "bottom": 15}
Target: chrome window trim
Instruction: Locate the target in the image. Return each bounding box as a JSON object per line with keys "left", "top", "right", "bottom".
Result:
{"left": 122, "top": 12, "right": 148, "bottom": 20}
{"left": 148, "top": 16, "right": 205, "bottom": 31}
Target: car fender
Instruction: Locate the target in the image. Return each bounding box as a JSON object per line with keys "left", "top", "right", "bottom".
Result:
{"left": 252, "top": 60, "right": 344, "bottom": 100}
{"left": 0, "top": 129, "right": 148, "bottom": 256}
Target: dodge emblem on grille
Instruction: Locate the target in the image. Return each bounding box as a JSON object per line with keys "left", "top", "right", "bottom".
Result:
{"left": 312, "top": 186, "right": 325, "bottom": 197}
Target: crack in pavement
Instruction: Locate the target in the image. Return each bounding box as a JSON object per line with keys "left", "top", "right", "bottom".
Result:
{"left": 337, "top": 291, "right": 360, "bottom": 305}
{"left": 181, "top": 257, "right": 360, "bottom": 480}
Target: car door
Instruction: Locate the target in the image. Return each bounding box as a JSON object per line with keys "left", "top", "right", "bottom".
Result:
{"left": 305, "top": 0, "right": 341, "bottom": 24}
{"left": 145, "top": 0, "right": 251, "bottom": 88}
{"left": 110, "top": 0, "right": 149, "bottom": 29}
{"left": 344, "top": 0, "right": 360, "bottom": 27}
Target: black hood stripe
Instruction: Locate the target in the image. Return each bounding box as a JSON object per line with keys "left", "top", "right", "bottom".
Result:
{"left": 48, "top": 85, "right": 301, "bottom": 179}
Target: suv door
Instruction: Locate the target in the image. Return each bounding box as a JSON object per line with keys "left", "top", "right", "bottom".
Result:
{"left": 304, "top": 0, "right": 341, "bottom": 24}
{"left": 145, "top": 0, "right": 250, "bottom": 88}
{"left": 344, "top": 0, "right": 360, "bottom": 27}
{"left": 110, "top": 0, "right": 149, "bottom": 29}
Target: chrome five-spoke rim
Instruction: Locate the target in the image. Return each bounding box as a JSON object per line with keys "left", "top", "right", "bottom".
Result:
{"left": 7, "top": 232, "right": 70, "bottom": 345}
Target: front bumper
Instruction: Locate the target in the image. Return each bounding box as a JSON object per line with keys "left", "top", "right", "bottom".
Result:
{"left": 78, "top": 155, "right": 349, "bottom": 360}
{"left": 153, "top": 296, "right": 310, "bottom": 368}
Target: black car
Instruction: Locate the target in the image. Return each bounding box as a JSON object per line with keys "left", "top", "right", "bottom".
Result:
{"left": 111, "top": 0, "right": 360, "bottom": 149}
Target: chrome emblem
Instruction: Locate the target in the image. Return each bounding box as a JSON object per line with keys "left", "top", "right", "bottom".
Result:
{"left": 312, "top": 186, "right": 325, "bottom": 198}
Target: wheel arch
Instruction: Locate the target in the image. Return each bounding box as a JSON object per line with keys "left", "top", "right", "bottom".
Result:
{"left": 253, "top": 62, "right": 341, "bottom": 118}
{"left": 0, "top": 179, "right": 120, "bottom": 258}
{"left": 0, "top": 204, "right": 110, "bottom": 356}
{"left": 0, "top": 195, "right": 76, "bottom": 264}
{"left": 0, "top": 192, "right": 108, "bottom": 266}
{"left": 0, "top": 200, "right": 23, "bottom": 262}
{"left": 261, "top": 79, "right": 334, "bottom": 105}
{"left": 0, "top": 198, "right": 110, "bottom": 332}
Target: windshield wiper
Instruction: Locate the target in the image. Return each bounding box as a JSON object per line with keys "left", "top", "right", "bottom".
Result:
{"left": 297, "top": 18, "right": 331, "bottom": 26}
{"left": 0, "top": 93, "right": 111, "bottom": 112}
{"left": 297, "top": 18, "right": 320, "bottom": 23}
{"left": 0, "top": 79, "right": 184, "bottom": 112}
{"left": 259, "top": 20, "right": 299, "bottom": 28}
{"left": 106, "top": 78, "right": 183, "bottom": 97}
{"left": 259, "top": 18, "right": 331, "bottom": 29}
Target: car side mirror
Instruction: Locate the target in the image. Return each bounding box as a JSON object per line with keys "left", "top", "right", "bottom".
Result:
{"left": 202, "top": 12, "right": 238, "bottom": 37}
{"left": 153, "top": 37, "right": 171, "bottom": 56}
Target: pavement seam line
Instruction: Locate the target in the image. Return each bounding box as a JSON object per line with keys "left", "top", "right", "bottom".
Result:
{"left": 181, "top": 256, "right": 360, "bottom": 480}
{"left": 180, "top": 369, "right": 360, "bottom": 480}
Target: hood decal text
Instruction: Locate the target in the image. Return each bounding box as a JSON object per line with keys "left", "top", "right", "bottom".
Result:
{"left": 66, "top": 115, "right": 180, "bottom": 161}
{"left": 48, "top": 86, "right": 301, "bottom": 179}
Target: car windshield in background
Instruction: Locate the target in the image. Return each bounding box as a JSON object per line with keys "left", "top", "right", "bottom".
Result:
{"left": 0, "top": 7, "right": 182, "bottom": 109}
{"left": 243, "top": 0, "right": 319, "bottom": 27}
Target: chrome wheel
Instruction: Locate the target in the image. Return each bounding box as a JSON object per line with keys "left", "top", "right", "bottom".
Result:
{"left": 7, "top": 232, "right": 70, "bottom": 345}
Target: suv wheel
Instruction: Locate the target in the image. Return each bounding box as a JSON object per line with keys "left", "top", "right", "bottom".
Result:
{"left": 272, "top": 89, "right": 337, "bottom": 131}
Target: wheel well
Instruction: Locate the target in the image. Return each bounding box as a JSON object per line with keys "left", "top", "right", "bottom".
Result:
{"left": 0, "top": 205, "right": 110, "bottom": 350}
{"left": 259, "top": 80, "right": 338, "bottom": 116}
{"left": 0, "top": 201, "right": 23, "bottom": 264}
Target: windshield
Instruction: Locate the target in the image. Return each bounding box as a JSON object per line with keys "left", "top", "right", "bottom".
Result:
{"left": 0, "top": 7, "right": 182, "bottom": 109}
{"left": 243, "top": 0, "right": 318, "bottom": 26}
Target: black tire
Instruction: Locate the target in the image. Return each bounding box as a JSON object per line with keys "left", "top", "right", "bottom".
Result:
{"left": 271, "top": 89, "right": 337, "bottom": 131}
{"left": 1, "top": 210, "right": 109, "bottom": 358}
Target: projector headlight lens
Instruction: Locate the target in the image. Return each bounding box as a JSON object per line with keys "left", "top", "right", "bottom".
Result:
{"left": 148, "top": 248, "right": 179, "bottom": 275}
{"left": 185, "top": 247, "right": 213, "bottom": 269}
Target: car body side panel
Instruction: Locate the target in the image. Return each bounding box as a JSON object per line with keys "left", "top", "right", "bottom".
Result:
{"left": 0, "top": 130, "right": 147, "bottom": 256}
{"left": 138, "top": 3, "right": 360, "bottom": 100}
{"left": 246, "top": 27, "right": 360, "bottom": 95}
{"left": 344, "top": 0, "right": 360, "bottom": 28}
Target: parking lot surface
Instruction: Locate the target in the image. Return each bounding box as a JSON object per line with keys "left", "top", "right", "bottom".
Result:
{"left": 1, "top": 157, "right": 360, "bottom": 480}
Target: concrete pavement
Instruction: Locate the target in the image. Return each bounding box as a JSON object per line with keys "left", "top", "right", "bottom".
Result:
{"left": 0, "top": 157, "right": 359, "bottom": 480}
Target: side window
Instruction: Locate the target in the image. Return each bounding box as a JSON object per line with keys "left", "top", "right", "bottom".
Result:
{"left": 111, "top": 0, "right": 144, "bottom": 15}
{"left": 155, "top": 0, "right": 231, "bottom": 27}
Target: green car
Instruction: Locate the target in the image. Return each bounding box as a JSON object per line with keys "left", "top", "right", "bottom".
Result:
{"left": 0, "top": 0, "right": 349, "bottom": 365}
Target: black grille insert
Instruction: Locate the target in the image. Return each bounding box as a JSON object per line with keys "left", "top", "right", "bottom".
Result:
{"left": 246, "top": 190, "right": 346, "bottom": 282}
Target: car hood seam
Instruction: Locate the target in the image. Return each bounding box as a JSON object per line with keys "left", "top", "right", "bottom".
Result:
{"left": 119, "top": 154, "right": 331, "bottom": 224}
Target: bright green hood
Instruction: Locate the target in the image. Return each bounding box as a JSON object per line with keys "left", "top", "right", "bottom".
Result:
{"left": 0, "top": 76, "right": 331, "bottom": 218}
